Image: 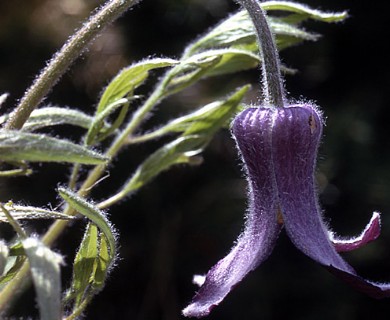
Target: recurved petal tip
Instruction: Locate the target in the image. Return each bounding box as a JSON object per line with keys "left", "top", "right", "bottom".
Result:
{"left": 330, "top": 211, "right": 381, "bottom": 252}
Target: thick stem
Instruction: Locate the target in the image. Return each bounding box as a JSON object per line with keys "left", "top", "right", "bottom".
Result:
{"left": 4, "top": 0, "right": 142, "bottom": 131}
{"left": 236, "top": 0, "right": 285, "bottom": 107}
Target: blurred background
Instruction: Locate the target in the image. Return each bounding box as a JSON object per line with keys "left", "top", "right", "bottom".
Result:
{"left": 1, "top": 0, "right": 390, "bottom": 319}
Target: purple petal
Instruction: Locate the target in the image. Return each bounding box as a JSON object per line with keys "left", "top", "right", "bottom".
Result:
{"left": 272, "top": 104, "right": 390, "bottom": 298}
{"left": 183, "top": 108, "right": 282, "bottom": 318}
{"left": 329, "top": 211, "right": 381, "bottom": 252}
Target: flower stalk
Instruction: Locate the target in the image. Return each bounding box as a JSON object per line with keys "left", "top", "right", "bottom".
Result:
{"left": 236, "top": 0, "right": 285, "bottom": 107}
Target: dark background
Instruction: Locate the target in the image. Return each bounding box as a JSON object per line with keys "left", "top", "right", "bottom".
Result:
{"left": 1, "top": 0, "right": 390, "bottom": 319}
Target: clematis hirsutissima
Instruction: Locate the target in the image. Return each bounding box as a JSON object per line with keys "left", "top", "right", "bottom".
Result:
{"left": 182, "top": 104, "right": 387, "bottom": 318}
{"left": 182, "top": 0, "right": 390, "bottom": 318}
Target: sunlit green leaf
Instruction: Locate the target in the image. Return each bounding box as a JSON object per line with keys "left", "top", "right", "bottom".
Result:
{"left": 92, "top": 233, "right": 110, "bottom": 290}
{"left": 186, "top": 1, "right": 346, "bottom": 55}
{"left": 0, "top": 107, "right": 97, "bottom": 132}
{"left": 0, "top": 203, "right": 75, "bottom": 223}
{"left": 0, "top": 130, "right": 108, "bottom": 164}
{"left": 0, "top": 256, "right": 26, "bottom": 289}
{"left": 8, "top": 241, "right": 24, "bottom": 257}
{"left": 183, "top": 85, "right": 250, "bottom": 136}
{"left": 86, "top": 98, "right": 129, "bottom": 145}
{"left": 59, "top": 189, "right": 117, "bottom": 316}
{"left": 121, "top": 135, "right": 205, "bottom": 195}
{"left": 28, "top": 107, "right": 95, "bottom": 131}
{"left": 133, "top": 85, "right": 250, "bottom": 142}
{"left": 97, "top": 58, "right": 178, "bottom": 113}
{"left": 58, "top": 188, "right": 116, "bottom": 263}
{"left": 261, "top": 1, "right": 348, "bottom": 23}
{"left": 162, "top": 55, "right": 221, "bottom": 97}
{"left": 22, "top": 237, "right": 63, "bottom": 320}
{"left": 67, "top": 223, "right": 99, "bottom": 305}
{"left": 187, "top": 49, "right": 259, "bottom": 78}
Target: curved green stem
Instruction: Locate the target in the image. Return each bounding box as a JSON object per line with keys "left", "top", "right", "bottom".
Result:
{"left": 236, "top": 0, "right": 285, "bottom": 107}
{"left": 4, "top": 0, "right": 142, "bottom": 131}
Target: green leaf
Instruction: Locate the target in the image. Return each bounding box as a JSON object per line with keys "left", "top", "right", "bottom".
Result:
{"left": 135, "top": 85, "right": 250, "bottom": 142}
{"left": 186, "top": 2, "right": 346, "bottom": 55}
{"left": 162, "top": 55, "right": 221, "bottom": 97}
{"left": 97, "top": 58, "right": 178, "bottom": 113}
{"left": 0, "top": 256, "right": 26, "bottom": 289}
{"left": 183, "top": 85, "right": 250, "bottom": 136}
{"left": 58, "top": 188, "right": 116, "bottom": 263}
{"left": 86, "top": 98, "right": 129, "bottom": 145}
{"left": 0, "top": 107, "right": 97, "bottom": 132}
{"left": 22, "top": 237, "right": 63, "bottom": 320}
{"left": 0, "top": 202, "right": 75, "bottom": 223}
{"left": 92, "top": 232, "right": 110, "bottom": 290}
{"left": 0, "top": 130, "right": 108, "bottom": 164}
{"left": 8, "top": 241, "right": 24, "bottom": 257}
{"left": 261, "top": 1, "right": 348, "bottom": 23}
{"left": 121, "top": 135, "right": 205, "bottom": 195}
{"left": 59, "top": 189, "right": 117, "bottom": 315}
{"left": 0, "top": 241, "right": 9, "bottom": 276}
{"left": 27, "top": 107, "right": 96, "bottom": 131}
{"left": 186, "top": 49, "right": 259, "bottom": 78}
{"left": 67, "top": 223, "right": 99, "bottom": 305}
{"left": 65, "top": 227, "right": 112, "bottom": 318}
{"left": 106, "top": 86, "right": 249, "bottom": 204}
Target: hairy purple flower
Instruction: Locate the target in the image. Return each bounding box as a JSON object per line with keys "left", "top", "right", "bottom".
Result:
{"left": 182, "top": 104, "right": 387, "bottom": 318}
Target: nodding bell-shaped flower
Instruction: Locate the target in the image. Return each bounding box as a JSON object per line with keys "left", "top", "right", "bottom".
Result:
{"left": 182, "top": 104, "right": 388, "bottom": 318}
{"left": 183, "top": 0, "right": 390, "bottom": 317}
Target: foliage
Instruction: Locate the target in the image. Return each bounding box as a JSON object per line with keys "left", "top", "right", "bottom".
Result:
{"left": 0, "top": 1, "right": 346, "bottom": 318}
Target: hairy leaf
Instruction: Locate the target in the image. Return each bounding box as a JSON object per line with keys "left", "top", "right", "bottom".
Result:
{"left": 134, "top": 85, "right": 250, "bottom": 141}
{"left": 59, "top": 189, "right": 117, "bottom": 315}
{"left": 188, "top": 49, "right": 259, "bottom": 78}
{"left": 58, "top": 188, "right": 116, "bottom": 263}
{"left": 97, "top": 58, "right": 178, "bottom": 113}
{"left": 0, "top": 130, "right": 108, "bottom": 164}
{"left": 261, "top": 1, "right": 348, "bottom": 23}
{"left": 118, "top": 85, "right": 249, "bottom": 198}
{"left": 0, "top": 203, "right": 75, "bottom": 223}
{"left": 121, "top": 135, "right": 205, "bottom": 195}
{"left": 162, "top": 55, "right": 221, "bottom": 97}
{"left": 67, "top": 223, "right": 99, "bottom": 305}
{"left": 86, "top": 98, "right": 129, "bottom": 145}
{"left": 23, "top": 237, "right": 63, "bottom": 320}
{"left": 186, "top": 1, "right": 346, "bottom": 55}
{"left": 92, "top": 233, "right": 110, "bottom": 290}
{"left": 183, "top": 85, "right": 250, "bottom": 136}
{"left": 0, "top": 107, "right": 96, "bottom": 131}
{"left": 0, "top": 256, "right": 26, "bottom": 289}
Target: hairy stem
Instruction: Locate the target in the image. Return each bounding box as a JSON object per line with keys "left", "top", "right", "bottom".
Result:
{"left": 4, "top": 0, "right": 142, "bottom": 131}
{"left": 236, "top": 0, "right": 285, "bottom": 107}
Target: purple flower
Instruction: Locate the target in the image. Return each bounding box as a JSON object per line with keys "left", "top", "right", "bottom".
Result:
{"left": 183, "top": 104, "right": 387, "bottom": 318}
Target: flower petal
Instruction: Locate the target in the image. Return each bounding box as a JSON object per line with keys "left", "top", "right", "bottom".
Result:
{"left": 329, "top": 211, "right": 381, "bottom": 252}
{"left": 272, "top": 104, "right": 390, "bottom": 298}
{"left": 183, "top": 108, "right": 282, "bottom": 318}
